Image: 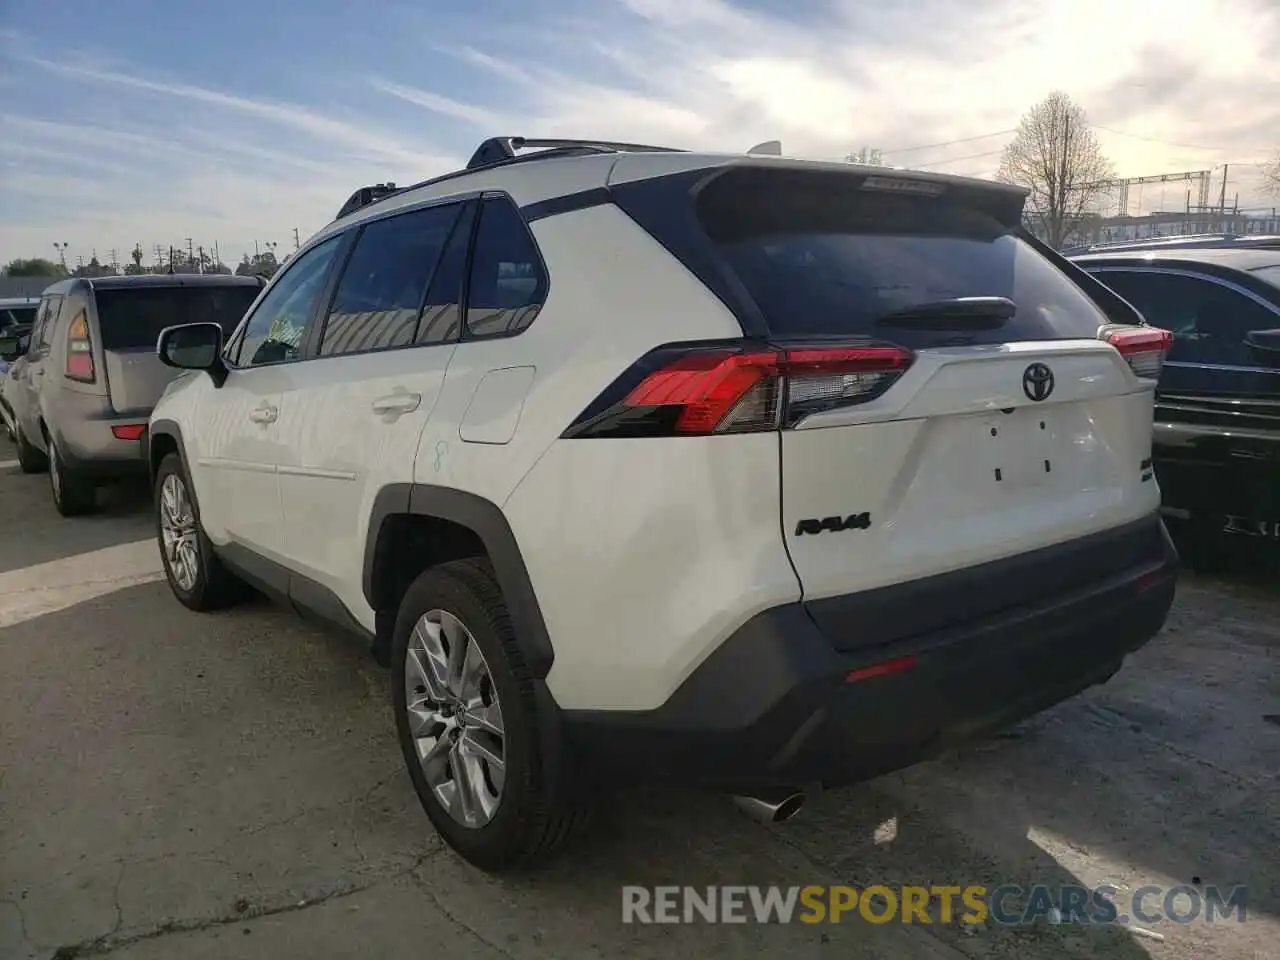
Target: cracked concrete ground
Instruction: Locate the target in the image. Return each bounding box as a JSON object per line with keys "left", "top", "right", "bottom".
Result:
{"left": 1, "top": 447, "right": 1277, "bottom": 960}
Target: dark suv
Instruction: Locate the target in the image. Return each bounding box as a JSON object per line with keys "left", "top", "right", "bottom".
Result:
{"left": 1072, "top": 247, "right": 1280, "bottom": 549}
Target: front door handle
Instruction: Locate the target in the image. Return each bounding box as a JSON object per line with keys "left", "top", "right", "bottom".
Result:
{"left": 371, "top": 392, "right": 422, "bottom": 416}
{"left": 249, "top": 404, "right": 278, "bottom": 424}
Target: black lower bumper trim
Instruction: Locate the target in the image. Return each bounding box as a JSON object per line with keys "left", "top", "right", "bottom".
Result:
{"left": 560, "top": 514, "right": 1178, "bottom": 792}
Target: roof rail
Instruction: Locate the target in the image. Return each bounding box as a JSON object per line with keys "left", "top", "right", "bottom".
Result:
{"left": 335, "top": 182, "right": 401, "bottom": 220}
{"left": 465, "top": 136, "right": 685, "bottom": 170}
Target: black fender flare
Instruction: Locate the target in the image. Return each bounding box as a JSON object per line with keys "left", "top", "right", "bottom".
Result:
{"left": 363, "top": 483, "right": 556, "bottom": 679}
{"left": 145, "top": 419, "right": 203, "bottom": 517}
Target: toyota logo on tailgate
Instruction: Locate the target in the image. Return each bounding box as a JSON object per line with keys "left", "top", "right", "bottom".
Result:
{"left": 1022, "top": 363, "right": 1054, "bottom": 402}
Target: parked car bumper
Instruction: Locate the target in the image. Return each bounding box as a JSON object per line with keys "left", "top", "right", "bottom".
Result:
{"left": 1153, "top": 421, "right": 1280, "bottom": 522}
{"left": 49, "top": 395, "right": 151, "bottom": 479}
{"left": 559, "top": 513, "right": 1179, "bottom": 793}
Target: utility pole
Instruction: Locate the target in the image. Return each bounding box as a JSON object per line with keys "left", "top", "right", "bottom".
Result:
{"left": 254, "top": 239, "right": 260, "bottom": 258}
{"left": 213, "top": 241, "right": 220, "bottom": 269}
{"left": 293, "top": 226, "right": 300, "bottom": 251}
{"left": 53, "top": 242, "right": 69, "bottom": 271}
{"left": 1219, "top": 164, "right": 1228, "bottom": 216}
{"left": 186, "top": 237, "right": 194, "bottom": 266}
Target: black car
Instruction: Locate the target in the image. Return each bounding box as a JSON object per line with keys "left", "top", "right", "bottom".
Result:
{"left": 1072, "top": 247, "right": 1280, "bottom": 548}
{"left": 0, "top": 296, "right": 39, "bottom": 340}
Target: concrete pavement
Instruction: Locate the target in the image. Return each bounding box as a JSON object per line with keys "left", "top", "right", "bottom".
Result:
{"left": 1, "top": 445, "right": 1276, "bottom": 960}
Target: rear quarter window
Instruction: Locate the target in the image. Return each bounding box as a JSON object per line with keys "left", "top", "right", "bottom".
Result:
{"left": 694, "top": 168, "right": 1112, "bottom": 349}
{"left": 93, "top": 285, "right": 261, "bottom": 351}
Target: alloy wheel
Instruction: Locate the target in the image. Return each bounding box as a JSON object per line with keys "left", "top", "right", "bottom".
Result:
{"left": 159, "top": 472, "right": 200, "bottom": 591}
{"left": 404, "top": 609, "right": 506, "bottom": 828}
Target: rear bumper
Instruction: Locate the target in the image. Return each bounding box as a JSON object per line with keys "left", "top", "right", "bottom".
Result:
{"left": 51, "top": 397, "right": 150, "bottom": 479}
{"left": 560, "top": 513, "right": 1178, "bottom": 792}
{"left": 1152, "top": 421, "right": 1280, "bottom": 519}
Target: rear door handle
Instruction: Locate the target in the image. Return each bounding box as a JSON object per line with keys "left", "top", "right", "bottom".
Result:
{"left": 371, "top": 392, "right": 422, "bottom": 416}
{"left": 249, "top": 404, "right": 278, "bottom": 424}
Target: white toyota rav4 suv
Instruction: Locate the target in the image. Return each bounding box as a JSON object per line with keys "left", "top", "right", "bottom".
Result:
{"left": 147, "top": 137, "right": 1179, "bottom": 871}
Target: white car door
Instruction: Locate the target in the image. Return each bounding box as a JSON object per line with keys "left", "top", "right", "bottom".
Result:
{"left": 193, "top": 236, "right": 347, "bottom": 563}
{"left": 275, "top": 199, "right": 475, "bottom": 627}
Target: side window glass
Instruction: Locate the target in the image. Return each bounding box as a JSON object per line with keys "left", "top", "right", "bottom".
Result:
{"left": 237, "top": 236, "right": 343, "bottom": 367}
{"left": 464, "top": 198, "right": 547, "bottom": 338}
{"left": 1096, "top": 271, "right": 1273, "bottom": 366}
{"left": 417, "top": 201, "right": 476, "bottom": 345}
{"left": 319, "top": 203, "right": 463, "bottom": 357}
{"left": 35, "top": 296, "right": 63, "bottom": 351}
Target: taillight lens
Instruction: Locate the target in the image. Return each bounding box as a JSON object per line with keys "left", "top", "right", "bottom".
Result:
{"left": 565, "top": 341, "right": 914, "bottom": 438}
{"left": 65, "top": 312, "right": 96, "bottom": 383}
{"left": 1100, "top": 325, "right": 1172, "bottom": 380}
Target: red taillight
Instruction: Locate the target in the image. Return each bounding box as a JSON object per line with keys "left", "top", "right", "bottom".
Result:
{"left": 1100, "top": 325, "right": 1172, "bottom": 380}
{"left": 65, "top": 312, "right": 96, "bottom": 383}
{"left": 605, "top": 343, "right": 914, "bottom": 436}
{"left": 845, "top": 654, "right": 918, "bottom": 684}
{"left": 111, "top": 424, "right": 147, "bottom": 441}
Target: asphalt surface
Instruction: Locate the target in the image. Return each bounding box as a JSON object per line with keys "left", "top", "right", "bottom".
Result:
{"left": 0, "top": 439, "right": 1277, "bottom": 960}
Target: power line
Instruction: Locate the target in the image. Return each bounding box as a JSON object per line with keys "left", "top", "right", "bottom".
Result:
{"left": 916, "top": 148, "right": 1005, "bottom": 168}
{"left": 880, "top": 129, "right": 1016, "bottom": 156}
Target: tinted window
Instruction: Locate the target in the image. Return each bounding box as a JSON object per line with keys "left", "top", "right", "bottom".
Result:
{"left": 464, "top": 198, "right": 547, "bottom": 338}
{"left": 0, "top": 306, "right": 37, "bottom": 333}
{"left": 35, "top": 296, "right": 63, "bottom": 350}
{"left": 417, "top": 201, "right": 476, "bottom": 345}
{"left": 237, "top": 236, "right": 343, "bottom": 367}
{"left": 319, "top": 204, "right": 462, "bottom": 357}
{"left": 695, "top": 170, "right": 1110, "bottom": 348}
{"left": 93, "top": 285, "right": 260, "bottom": 351}
{"left": 1093, "top": 269, "right": 1279, "bottom": 366}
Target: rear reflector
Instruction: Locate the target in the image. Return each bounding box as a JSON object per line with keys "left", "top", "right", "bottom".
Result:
{"left": 1100, "top": 325, "right": 1173, "bottom": 380}
{"left": 845, "top": 654, "right": 918, "bottom": 684}
{"left": 567, "top": 341, "right": 914, "bottom": 438}
{"left": 111, "top": 424, "right": 147, "bottom": 441}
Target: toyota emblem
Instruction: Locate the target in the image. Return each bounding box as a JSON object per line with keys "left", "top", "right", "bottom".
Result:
{"left": 1022, "top": 363, "right": 1054, "bottom": 402}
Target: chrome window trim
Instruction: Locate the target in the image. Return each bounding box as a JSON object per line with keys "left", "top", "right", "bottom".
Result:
{"left": 1086, "top": 264, "right": 1280, "bottom": 317}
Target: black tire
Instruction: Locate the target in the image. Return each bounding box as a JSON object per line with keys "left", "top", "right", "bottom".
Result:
{"left": 392, "top": 558, "right": 589, "bottom": 872}
{"left": 48, "top": 438, "right": 96, "bottom": 516}
{"left": 13, "top": 423, "right": 48, "bottom": 474}
{"left": 154, "top": 452, "right": 245, "bottom": 611}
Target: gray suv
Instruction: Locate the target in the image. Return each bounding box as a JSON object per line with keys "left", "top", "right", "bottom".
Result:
{"left": 0, "top": 274, "right": 263, "bottom": 515}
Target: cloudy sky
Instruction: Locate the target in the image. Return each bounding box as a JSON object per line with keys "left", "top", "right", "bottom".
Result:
{"left": 1, "top": 0, "right": 1277, "bottom": 268}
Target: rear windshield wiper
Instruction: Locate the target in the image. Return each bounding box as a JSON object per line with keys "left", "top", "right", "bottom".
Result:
{"left": 873, "top": 296, "right": 1016, "bottom": 330}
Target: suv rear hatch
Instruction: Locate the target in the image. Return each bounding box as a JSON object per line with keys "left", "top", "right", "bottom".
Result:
{"left": 607, "top": 160, "right": 1170, "bottom": 651}
{"left": 94, "top": 283, "right": 260, "bottom": 415}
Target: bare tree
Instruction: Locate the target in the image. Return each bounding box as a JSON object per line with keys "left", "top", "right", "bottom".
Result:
{"left": 1262, "top": 151, "right": 1280, "bottom": 196}
{"left": 997, "top": 91, "right": 1114, "bottom": 248}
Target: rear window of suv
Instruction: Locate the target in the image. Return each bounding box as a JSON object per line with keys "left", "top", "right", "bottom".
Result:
{"left": 693, "top": 167, "right": 1111, "bottom": 349}
{"left": 93, "top": 285, "right": 261, "bottom": 350}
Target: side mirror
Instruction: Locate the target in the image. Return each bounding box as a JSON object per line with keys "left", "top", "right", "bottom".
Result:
{"left": 0, "top": 334, "right": 24, "bottom": 362}
{"left": 1244, "top": 328, "right": 1280, "bottom": 354}
{"left": 157, "top": 323, "right": 227, "bottom": 386}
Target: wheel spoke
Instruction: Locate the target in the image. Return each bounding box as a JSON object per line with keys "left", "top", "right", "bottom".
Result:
{"left": 405, "top": 695, "right": 444, "bottom": 738}
{"left": 459, "top": 729, "right": 504, "bottom": 774}
{"left": 461, "top": 701, "right": 504, "bottom": 738}
{"left": 408, "top": 624, "right": 450, "bottom": 701}
{"left": 418, "top": 730, "right": 454, "bottom": 784}
{"left": 442, "top": 613, "right": 470, "bottom": 697}
{"left": 448, "top": 746, "right": 480, "bottom": 825}
{"left": 456, "top": 635, "right": 488, "bottom": 704}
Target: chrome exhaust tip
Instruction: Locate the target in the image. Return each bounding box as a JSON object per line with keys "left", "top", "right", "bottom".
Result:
{"left": 731, "top": 790, "right": 806, "bottom": 824}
